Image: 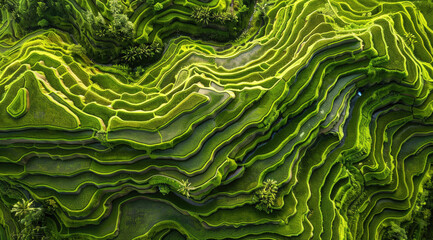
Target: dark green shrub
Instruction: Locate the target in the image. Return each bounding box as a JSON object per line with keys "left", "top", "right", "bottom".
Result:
{"left": 158, "top": 184, "right": 171, "bottom": 195}
{"left": 37, "top": 19, "right": 49, "bottom": 28}
{"left": 382, "top": 222, "right": 407, "bottom": 240}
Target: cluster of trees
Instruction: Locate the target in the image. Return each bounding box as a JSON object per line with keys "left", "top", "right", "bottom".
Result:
{"left": 382, "top": 176, "right": 433, "bottom": 240}
{"left": 254, "top": 179, "right": 278, "bottom": 214}
{"left": 401, "top": 176, "right": 433, "bottom": 240}
{"left": 121, "top": 42, "right": 163, "bottom": 67}
{"left": 189, "top": 0, "right": 253, "bottom": 42}
{"left": 10, "top": 198, "right": 58, "bottom": 240}
{"left": 191, "top": 6, "right": 239, "bottom": 26}
{"left": 10, "top": 0, "right": 71, "bottom": 30}
{"left": 85, "top": 0, "right": 134, "bottom": 41}
{"left": 11, "top": 199, "right": 46, "bottom": 239}
{"left": 1, "top": 0, "right": 255, "bottom": 69}
{"left": 383, "top": 221, "right": 408, "bottom": 240}
{"left": 0, "top": 181, "right": 62, "bottom": 239}
{"left": 82, "top": 0, "right": 167, "bottom": 68}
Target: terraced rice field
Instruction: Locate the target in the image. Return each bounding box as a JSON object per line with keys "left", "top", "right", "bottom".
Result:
{"left": 1, "top": 0, "right": 433, "bottom": 239}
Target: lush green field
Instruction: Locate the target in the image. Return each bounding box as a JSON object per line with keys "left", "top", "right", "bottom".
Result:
{"left": 1, "top": 0, "right": 433, "bottom": 239}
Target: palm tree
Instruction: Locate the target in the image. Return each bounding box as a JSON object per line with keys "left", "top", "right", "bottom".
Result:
{"left": 256, "top": 0, "right": 269, "bottom": 19}
{"left": 404, "top": 32, "right": 417, "bottom": 49}
{"left": 11, "top": 199, "right": 40, "bottom": 219}
{"left": 150, "top": 42, "right": 162, "bottom": 55}
{"left": 263, "top": 179, "right": 278, "bottom": 193}
{"left": 121, "top": 46, "right": 138, "bottom": 63}
{"left": 191, "top": 7, "right": 212, "bottom": 25}
{"left": 178, "top": 179, "right": 193, "bottom": 198}
{"left": 141, "top": 45, "right": 152, "bottom": 58}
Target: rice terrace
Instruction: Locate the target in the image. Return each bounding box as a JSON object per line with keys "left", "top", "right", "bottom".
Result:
{"left": 0, "top": 0, "right": 433, "bottom": 239}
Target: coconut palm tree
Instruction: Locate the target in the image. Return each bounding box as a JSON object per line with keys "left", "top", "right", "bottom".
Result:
{"left": 191, "top": 7, "right": 212, "bottom": 25}
{"left": 121, "top": 46, "right": 138, "bottom": 63}
{"left": 178, "top": 179, "right": 193, "bottom": 198}
{"left": 404, "top": 32, "right": 417, "bottom": 49}
{"left": 11, "top": 199, "right": 40, "bottom": 219}
{"left": 263, "top": 179, "right": 278, "bottom": 193}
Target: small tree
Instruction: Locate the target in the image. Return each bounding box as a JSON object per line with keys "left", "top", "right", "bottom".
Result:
{"left": 404, "top": 32, "right": 417, "bottom": 49}
{"left": 158, "top": 184, "right": 171, "bottom": 195}
{"left": 255, "top": 0, "right": 270, "bottom": 20}
{"left": 110, "top": 13, "right": 134, "bottom": 40}
{"left": 37, "top": 19, "right": 49, "bottom": 28}
{"left": 254, "top": 179, "right": 278, "bottom": 213}
{"left": 154, "top": 2, "right": 163, "bottom": 11}
{"left": 45, "top": 199, "right": 59, "bottom": 213}
{"left": 108, "top": 0, "right": 123, "bottom": 14}
{"left": 383, "top": 221, "right": 408, "bottom": 240}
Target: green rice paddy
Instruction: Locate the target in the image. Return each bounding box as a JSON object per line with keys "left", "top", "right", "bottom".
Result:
{"left": 1, "top": 0, "right": 433, "bottom": 239}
